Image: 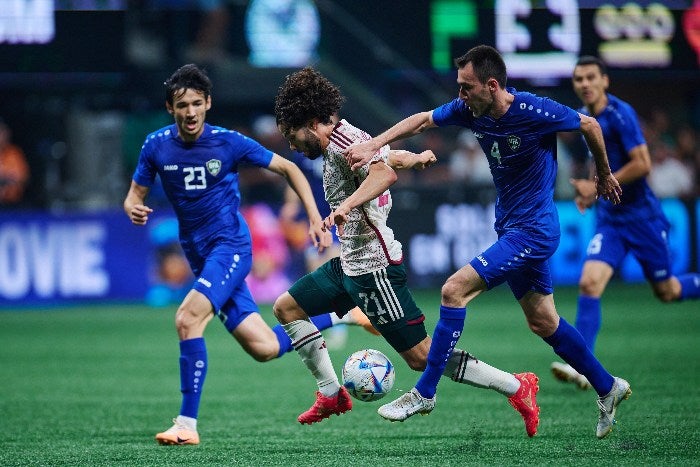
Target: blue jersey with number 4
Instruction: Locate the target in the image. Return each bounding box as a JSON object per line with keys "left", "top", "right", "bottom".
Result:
{"left": 133, "top": 123, "right": 274, "bottom": 245}
{"left": 432, "top": 89, "right": 581, "bottom": 240}
{"left": 579, "top": 93, "right": 664, "bottom": 224}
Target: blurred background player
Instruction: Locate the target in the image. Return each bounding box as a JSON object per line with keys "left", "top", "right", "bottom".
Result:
{"left": 123, "top": 64, "right": 373, "bottom": 446}
{"left": 273, "top": 66, "right": 540, "bottom": 437}
{"left": 551, "top": 56, "right": 700, "bottom": 389}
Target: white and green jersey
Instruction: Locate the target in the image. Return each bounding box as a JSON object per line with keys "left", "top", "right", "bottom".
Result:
{"left": 323, "top": 119, "right": 403, "bottom": 276}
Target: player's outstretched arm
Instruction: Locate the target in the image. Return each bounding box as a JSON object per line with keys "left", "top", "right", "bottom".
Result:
{"left": 267, "top": 153, "right": 330, "bottom": 252}
{"left": 579, "top": 114, "right": 622, "bottom": 204}
{"left": 345, "top": 111, "right": 436, "bottom": 170}
{"left": 388, "top": 150, "right": 437, "bottom": 170}
{"left": 124, "top": 181, "right": 152, "bottom": 226}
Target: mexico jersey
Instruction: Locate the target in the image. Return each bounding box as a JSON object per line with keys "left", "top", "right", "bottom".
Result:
{"left": 132, "top": 123, "right": 274, "bottom": 247}
{"left": 432, "top": 89, "right": 581, "bottom": 240}
{"left": 324, "top": 119, "right": 403, "bottom": 276}
{"left": 579, "top": 93, "right": 664, "bottom": 224}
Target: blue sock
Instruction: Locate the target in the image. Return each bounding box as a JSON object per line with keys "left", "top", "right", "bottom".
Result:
{"left": 273, "top": 314, "right": 334, "bottom": 357}
{"left": 575, "top": 295, "right": 601, "bottom": 352}
{"left": 678, "top": 274, "right": 700, "bottom": 300}
{"left": 179, "top": 337, "right": 207, "bottom": 419}
{"left": 415, "top": 306, "right": 466, "bottom": 399}
{"left": 543, "top": 317, "right": 614, "bottom": 396}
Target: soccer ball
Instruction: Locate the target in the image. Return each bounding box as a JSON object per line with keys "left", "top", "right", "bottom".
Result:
{"left": 341, "top": 349, "right": 395, "bottom": 402}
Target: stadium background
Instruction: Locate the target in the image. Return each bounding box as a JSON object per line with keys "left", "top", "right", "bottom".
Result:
{"left": 2, "top": 5, "right": 699, "bottom": 465}
{"left": 1, "top": 0, "right": 699, "bottom": 307}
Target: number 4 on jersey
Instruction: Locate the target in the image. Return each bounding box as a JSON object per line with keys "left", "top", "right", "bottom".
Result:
{"left": 490, "top": 141, "right": 502, "bottom": 166}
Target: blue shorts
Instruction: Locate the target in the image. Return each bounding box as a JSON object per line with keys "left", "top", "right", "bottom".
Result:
{"left": 182, "top": 238, "right": 259, "bottom": 333}
{"left": 586, "top": 216, "right": 672, "bottom": 282}
{"left": 469, "top": 230, "right": 559, "bottom": 300}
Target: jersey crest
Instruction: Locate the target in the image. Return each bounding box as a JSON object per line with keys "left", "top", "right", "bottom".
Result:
{"left": 507, "top": 135, "right": 521, "bottom": 151}
{"left": 206, "top": 159, "right": 222, "bottom": 176}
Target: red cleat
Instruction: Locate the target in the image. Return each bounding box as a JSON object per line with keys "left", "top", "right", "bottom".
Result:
{"left": 298, "top": 386, "right": 353, "bottom": 424}
{"left": 508, "top": 372, "right": 540, "bottom": 437}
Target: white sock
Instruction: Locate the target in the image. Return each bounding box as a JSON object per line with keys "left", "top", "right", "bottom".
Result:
{"left": 176, "top": 415, "right": 197, "bottom": 431}
{"left": 334, "top": 309, "right": 358, "bottom": 325}
{"left": 443, "top": 349, "right": 520, "bottom": 396}
{"left": 331, "top": 313, "right": 345, "bottom": 325}
{"left": 282, "top": 320, "right": 340, "bottom": 396}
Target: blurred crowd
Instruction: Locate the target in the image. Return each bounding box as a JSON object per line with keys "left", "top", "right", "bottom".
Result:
{"left": 643, "top": 109, "right": 698, "bottom": 199}
{"left": 2, "top": 104, "right": 698, "bottom": 304}
{"left": 2, "top": 104, "right": 699, "bottom": 209}
{"left": 0, "top": 118, "right": 30, "bottom": 207}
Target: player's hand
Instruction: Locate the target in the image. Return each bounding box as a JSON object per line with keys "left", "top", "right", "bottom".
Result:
{"left": 324, "top": 206, "right": 350, "bottom": 237}
{"left": 595, "top": 172, "right": 622, "bottom": 205}
{"left": 344, "top": 140, "right": 379, "bottom": 171}
{"left": 309, "top": 218, "right": 330, "bottom": 253}
{"left": 569, "top": 178, "right": 597, "bottom": 214}
{"left": 128, "top": 204, "right": 153, "bottom": 226}
{"left": 414, "top": 150, "right": 437, "bottom": 170}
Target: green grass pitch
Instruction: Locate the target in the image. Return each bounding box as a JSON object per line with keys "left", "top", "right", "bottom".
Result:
{"left": 1, "top": 283, "right": 699, "bottom": 466}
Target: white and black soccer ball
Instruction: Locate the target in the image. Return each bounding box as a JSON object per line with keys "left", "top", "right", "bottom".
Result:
{"left": 341, "top": 349, "right": 395, "bottom": 402}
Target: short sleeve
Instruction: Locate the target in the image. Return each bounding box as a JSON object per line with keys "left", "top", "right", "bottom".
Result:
{"left": 616, "top": 103, "right": 646, "bottom": 153}
{"left": 432, "top": 98, "right": 473, "bottom": 128}
{"left": 132, "top": 137, "right": 157, "bottom": 187}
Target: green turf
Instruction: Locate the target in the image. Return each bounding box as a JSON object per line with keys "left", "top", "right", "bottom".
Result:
{"left": 1, "top": 283, "right": 699, "bottom": 466}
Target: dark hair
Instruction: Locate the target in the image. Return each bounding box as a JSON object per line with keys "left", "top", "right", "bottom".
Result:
{"left": 274, "top": 66, "right": 345, "bottom": 132}
{"left": 454, "top": 45, "right": 507, "bottom": 88}
{"left": 575, "top": 55, "right": 608, "bottom": 76}
{"left": 164, "top": 64, "right": 212, "bottom": 105}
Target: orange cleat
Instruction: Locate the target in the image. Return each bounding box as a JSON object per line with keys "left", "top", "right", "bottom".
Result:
{"left": 155, "top": 419, "right": 200, "bottom": 445}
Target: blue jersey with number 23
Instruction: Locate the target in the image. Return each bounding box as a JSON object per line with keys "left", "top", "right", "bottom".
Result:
{"left": 133, "top": 123, "right": 274, "bottom": 249}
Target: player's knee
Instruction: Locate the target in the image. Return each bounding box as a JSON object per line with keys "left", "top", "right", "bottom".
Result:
{"left": 653, "top": 288, "right": 677, "bottom": 303}
{"left": 526, "top": 315, "right": 557, "bottom": 337}
{"left": 578, "top": 275, "right": 601, "bottom": 296}
{"left": 441, "top": 278, "right": 463, "bottom": 304}
{"left": 652, "top": 278, "right": 681, "bottom": 303}
{"left": 174, "top": 306, "right": 201, "bottom": 333}
{"left": 272, "top": 292, "right": 294, "bottom": 323}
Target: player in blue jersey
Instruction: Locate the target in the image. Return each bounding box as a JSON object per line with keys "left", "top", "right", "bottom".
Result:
{"left": 123, "top": 64, "right": 374, "bottom": 445}
{"left": 346, "top": 45, "right": 630, "bottom": 439}
{"left": 551, "top": 56, "right": 700, "bottom": 389}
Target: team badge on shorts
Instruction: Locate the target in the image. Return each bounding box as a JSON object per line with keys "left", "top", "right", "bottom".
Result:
{"left": 507, "top": 135, "right": 521, "bottom": 151}
{"left": 206, "top": 159, "right": 222, "bottom": 176}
